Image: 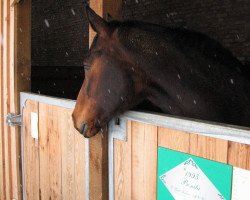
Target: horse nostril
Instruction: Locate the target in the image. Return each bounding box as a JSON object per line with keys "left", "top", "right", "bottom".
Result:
{"left": 80, "top": 123, "right": 89, "bottom": 137}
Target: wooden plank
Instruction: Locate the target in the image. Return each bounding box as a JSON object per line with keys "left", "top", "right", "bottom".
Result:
{"left": 49, "top": 105, "right": 62, "bottom": 200}
{"left": 89, "top": 0, "right": 103, "bottom": 44}
{"left": 0, "top": 0, "right": 6, "bottom": 198}
{"left": 16, "top": 0, "right": 31, "bottom": 97}
{"left": 158, "top": 127, "right": 190, "bottom": 153}
{"left": 23, "top": 100, "right": 39, "bottom": 200}
{"left": 228, "top": 142, "right": 250, "bottom": 170}
{"left": 0, "top": 0, "right": 31, "bottom": 199}
{"left": 3, "top": 0, "right": 12, "bottom": 198}
{"left": 131, "top": 122, "right": 158, "bottom": 200}
{"left": 9, "top": 0, "right": 21, "bottom": 192}
{"left": 189, "top": 134, "right": 228, "bottom": 163}
{"left": 0, "top": 0, "right": 4, "bottom": 191}
{"left": 114, "top": 121, "right": 132, "bottom": 199}
{"left": 0, "top": 0, "right": 3, "bottom": 198}
{"left": 75, "top": 131, "right": 86, "bottom": 200}
{"left": 0, "top": 0, "right": 31, "bottom": 198}
{"left": 39, "top": 103, "right": 51, "bottom": 200}
{"left": 89, "top": 133, "right": 109, "bottom": 200}
{"left": 39, "top": 103, "right": 62, "bottom": 200}
{"left": 14, "top": 1, "right": 31, "bottom": 198}
{"left": 103, "top": 0, "right": 122, "bottom": 20}
{"left": 89, "top": 0, "right": 122, "bottom": 43}
{"left": 61, "top": 107, "right": 75, "bottom": 200}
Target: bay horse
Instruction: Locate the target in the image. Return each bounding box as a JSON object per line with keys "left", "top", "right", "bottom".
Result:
{"left": 72, "top": 5, "right": 250, "bottom": 138}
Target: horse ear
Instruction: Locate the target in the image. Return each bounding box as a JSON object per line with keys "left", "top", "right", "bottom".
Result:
{"left": 85, "top": 6, "right": 110, "bottom": 37}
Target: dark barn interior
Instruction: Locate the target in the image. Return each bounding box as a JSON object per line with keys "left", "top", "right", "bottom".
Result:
{"left": 31, "top": 0, "right": 88, "bottom": 99}
{"left": 31, "top": 0, "right": 250, "bottom": 100}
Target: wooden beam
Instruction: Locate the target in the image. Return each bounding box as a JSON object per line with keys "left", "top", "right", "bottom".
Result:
{"left": 88, "top": 1, "right": 122, "bottom": 199}
{"left": 89, "top": 0, "right": 122, "bottom": 44}
{"left": 23, "top": 100, "right": 39, "bottom": 200}
{"left": 2, "top": 1, "right": 12, "bottom": 199}
{"left": 89, "top": 133, "right": 109, "bottom": 200}
{"left": 0, "top": 0, "right": 31, "bottom": 199}
{"left": 0, "top": 0, "right": 5, "bottom": 198}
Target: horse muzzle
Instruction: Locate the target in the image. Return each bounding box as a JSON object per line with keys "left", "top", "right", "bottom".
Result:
{"left": 79, "top": 123, "right": 89, "bottom": 138}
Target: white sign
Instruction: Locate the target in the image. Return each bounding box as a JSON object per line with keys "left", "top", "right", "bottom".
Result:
{"left": 159, "top": 158, "right": 224, "bottom": 200}
{"left": 31, "top": 112, "right": 39, "bottom": 139}
{"left": 232, "top": 167, "right": 250, "bottom": 200}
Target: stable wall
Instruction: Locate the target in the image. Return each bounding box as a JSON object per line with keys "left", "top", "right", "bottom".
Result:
{"left": 32, "top": 0, "right": 89, "bottom": 66}
{"left": 32, "top": 0, "right": 250, "bottom": 65}
{"left": 31, "top": 0, "right": 89, "bottom": 99}
{"left": 31, "top": 0, "right": 250, "bottom": 99}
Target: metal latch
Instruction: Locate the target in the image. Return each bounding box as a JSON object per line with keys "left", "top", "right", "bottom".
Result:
{"left": 6, "top": 113, "right": 22, "bottom": 126}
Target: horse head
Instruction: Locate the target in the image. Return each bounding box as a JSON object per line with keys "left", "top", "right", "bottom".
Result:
{"left": 72, "top": 6, "right": 147, "bottom": 137}
{"left": 73, "top": 6, "right": 250, "bottom": 137}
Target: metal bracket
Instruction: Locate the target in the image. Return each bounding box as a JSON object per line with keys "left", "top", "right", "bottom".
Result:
{"left": 108, "top": 117, "right": 127, "bottom": 141}
{"left": 108, "top": 116, "right": 128, "bottom": 200}
{"left": 6, "top": 113, "right": 22, "bottom": 126}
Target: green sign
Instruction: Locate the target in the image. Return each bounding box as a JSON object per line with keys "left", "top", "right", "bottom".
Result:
{"left": 157, "top": 147, "right": 233, "bottom": 200}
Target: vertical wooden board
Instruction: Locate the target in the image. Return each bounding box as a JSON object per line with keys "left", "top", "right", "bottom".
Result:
{"left": 103, "top": 0, "right": 122, "bottom": 20}
{"left": 89, "top": 0, "right": 122, "bottom": 43}
{"left": 189, "top": 134, "right": 228, "bottom": 163}
{"left": 9, "top": 0, "right": 21, "bottom": 197}
{"left": 89, "top": 0, "right": 103, "bottom": 44}
{"left": 39, "top": 103, "right": 62, "bottom": 200}
{"left": 131, "top": 122, "right": 158, "bottom": 200}
{"left": 39, "top": 103, "right": 51, "bottom": 200}
{"left": 89, "top": 132, "right": 109, "bottom": 200}
{"left": 158, "top": 127, "right": 190, "bottom": 153}
{"left": 0, "top": 0, "right": 3, "bottom": 196}
{"left": 75, "top": 132, "right": 86, "bottom": 200}
{"left": 14, "top": 1, "right": 32, "bottom": 198}
{"left": 0, "top": 0, "right": 30, "bottom": 198}
{"left": 60, "top": 108, "right": 75, "bottom": 200}
{"left": 228, "top": 142, "right": 250, "bottom": 170}
{"left": 49, "top": 106, "right": 62, "bottom": 200}
{"left": 10, "top": 124, "right": 21, "bottom": 200}
{"left": 0, "top": 82, "right": 3, "bottom": 200}
{"left": 23, "top": 100, "right": 39, "bottom": 200}
{"left": 0, "top": 0, "right": 4, "bottom": 196}
{"left": 16, "top": 0, "right": 31, "bottom": 96}
{"left": 114, "top": 121, "right": 132, "bottom": 199}
{"left": 2, "top": 1, "right": 11, "bottom": 198}
{"left": 143, "top": 124, "right": 158, "bottom": 199}
{"left": 1, "top": 1, "right": 7, "bottom": 199}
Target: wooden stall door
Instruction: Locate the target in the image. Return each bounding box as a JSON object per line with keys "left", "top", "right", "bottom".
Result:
{"left": 114, "top": 121, "right": 250, "bottom": 200}
{"left": 22, "top": 100, "right": 86, "bottom": 200}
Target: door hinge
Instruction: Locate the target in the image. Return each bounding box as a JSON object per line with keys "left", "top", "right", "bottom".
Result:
{"left": 6, "top": 113, "right": 22, "bottom": 126}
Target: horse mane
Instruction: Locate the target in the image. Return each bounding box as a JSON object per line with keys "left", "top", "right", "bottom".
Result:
{"left": 110, "top": 20, "right": 248, "bottom": 77}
